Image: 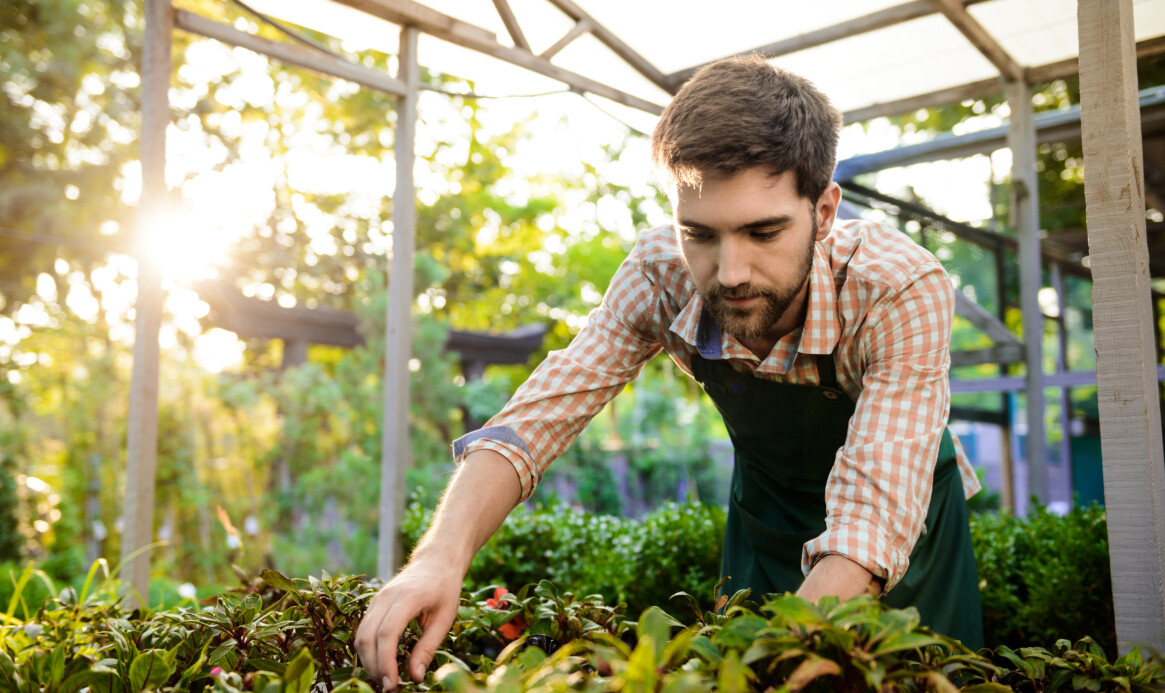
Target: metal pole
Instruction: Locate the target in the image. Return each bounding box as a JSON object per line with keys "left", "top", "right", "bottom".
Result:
{"left": 1005, "top": 79, "right": 1047, "bottom": 510}
{"left": 378, "top": 25, "right": 420, "bottom": 579}
{"left": 121, "top": 0, "right": 171, "bottom": 607}
{"left": 1052, "top": 263, "right": 1073, "bottom": 503}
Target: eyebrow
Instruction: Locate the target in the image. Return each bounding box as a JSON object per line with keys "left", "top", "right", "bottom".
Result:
{"left": 676, "top": 214, "right": 796, "bottom": 233}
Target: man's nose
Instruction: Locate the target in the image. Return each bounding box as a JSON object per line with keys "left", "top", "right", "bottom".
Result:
{"left": 717, "top": 237, "right": 751, "bottom": 289}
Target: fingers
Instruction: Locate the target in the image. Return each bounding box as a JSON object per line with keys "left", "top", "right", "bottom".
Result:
{"left": 408, "top": 602, "right": 459, "bottom": 682}
{"left": 355, "top": 589, "right": 408, "bottom": 689}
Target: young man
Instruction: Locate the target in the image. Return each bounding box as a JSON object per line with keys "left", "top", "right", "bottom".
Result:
{"left": 355, "top": 55, "right": 984, "bottom": 688}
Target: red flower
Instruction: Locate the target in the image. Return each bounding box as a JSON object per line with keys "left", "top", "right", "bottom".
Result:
{"left": 485, "top": 587, "right": 526, "bottom": 641}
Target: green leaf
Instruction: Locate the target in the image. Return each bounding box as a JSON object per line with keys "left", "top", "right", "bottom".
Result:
{"left": 959, "top": 684, "right": 1014, "bottom": 692}
{"left": 282, "top": 648, "right": 316, "bottom": 693}
{"left": 260, "top": 569, "right": 301, "bottom": 594}
{"left": 716, "top": 650, "right": 755, "bottom": 693}
{"left": 637, "top": 606, "right": 674, "bottom": 661}
{"left": 128, "top": 651, "right": 174, "bottom": 691}
{"left": 872, "top": 631, "right": 943, "bottom": 656}
{"left": 784, "top": 653, "right": 841, "bottom": 692}
{"left": 687, "top": 635, "right": 722, "bottom": 664}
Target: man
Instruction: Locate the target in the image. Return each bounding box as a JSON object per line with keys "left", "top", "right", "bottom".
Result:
{"left": 355, "top": 55, "right": 984, "bottom": 689}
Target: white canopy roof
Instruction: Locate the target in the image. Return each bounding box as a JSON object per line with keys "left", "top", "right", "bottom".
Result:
{"left": 242, "top": 0, "right": 1165, "bottom": 129}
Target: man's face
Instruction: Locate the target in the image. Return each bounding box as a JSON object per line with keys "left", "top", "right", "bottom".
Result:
{"left": 673, "top": 168, "right": 833, "bottom": 344}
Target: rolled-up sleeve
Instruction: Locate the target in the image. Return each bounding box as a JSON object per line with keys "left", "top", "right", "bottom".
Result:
{"left": 801, "top": 267, "right": 955, "bottom": 591}
{"left": 451, "top": 244, "right": 665, "bottom": 502}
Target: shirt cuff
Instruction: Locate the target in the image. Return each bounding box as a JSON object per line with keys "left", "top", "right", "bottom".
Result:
{"left": 801, "top": 523, "right": 909, "bottom": 593}
{"left": 451, "top": 426, "right": 541, "bottom": 502}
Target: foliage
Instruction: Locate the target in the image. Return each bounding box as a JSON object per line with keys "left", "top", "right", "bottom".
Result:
{"left": 4, "top": 561, "right": 1162, "bottom": 693}
{"left": 403, "top": 500, "right": 726, "bottom": 622}
{"left": 969, "top": 502, "right": 1114, "bottom": 656}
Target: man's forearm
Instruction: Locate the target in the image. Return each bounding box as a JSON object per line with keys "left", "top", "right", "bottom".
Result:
{"left": 407, "top": 449, "right": 523, "bottom": 575}
{"left": 796, "top": 554, "right": 879, "bottom": 602}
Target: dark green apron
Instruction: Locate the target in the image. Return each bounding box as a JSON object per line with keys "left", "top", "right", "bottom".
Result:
{"left": 691, "top": 351, "right": 984, "bottom": 649}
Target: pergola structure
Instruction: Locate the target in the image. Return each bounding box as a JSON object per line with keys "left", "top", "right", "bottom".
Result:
{"left": 126, "top": 0, "right": 1165, "bottom": 651}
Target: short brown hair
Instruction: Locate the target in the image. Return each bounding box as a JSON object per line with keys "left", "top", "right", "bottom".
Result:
{"left": 651, "top": 55, "right": 842, "bottom": 202}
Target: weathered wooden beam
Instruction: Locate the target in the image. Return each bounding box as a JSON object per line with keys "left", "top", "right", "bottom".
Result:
{"left": 1079, "top": 0, "right": 1165, "bottom": 655}
{"left": 122, "top": 0, "right": 171, "bottom": 608}
{"left": 540, "top": 17, "right": 593, "bottom": 61}
{"left": 379, "top": 24, "right": 420, "bottom": 578}
{"left": 334, "top": 0, "right": 496, "bottom": 45}
{"left": 953, "top": 290, "right": 1020, "bottom": 346}
{"left": 950, "top": 344, "right": 1025, "bottom": 368}
{"left": 491, "top": 0, "right": 529, "bottom": 52}
{"left": 928, "top": 0, "right": 1024, "bottom": 83}
{"left": 331, "top": 0, "right": 664, "bottom": 114}
{"left": 844, "top": 34, "right": 1165, "bottom": 124}
{"left": 174, "top": 9, "right": 407, "bottom": 97}
{"left": 667, "top": 0, "right": 988, "bottom": 88}
{"left": 195, "top": 280, "right": 363, "bottom": 347}
{"left": 543, "top": 0, "right": 672, "bottom": 93}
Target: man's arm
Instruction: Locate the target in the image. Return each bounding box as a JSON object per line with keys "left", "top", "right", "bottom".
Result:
{"left": 796, "top": 554, "right": 879, "bottom": 601}
{"left": 354, "top": 449, "right": 520, "bottom": 690}
{"left": 802, "top": 265, "right": 957, "bottom": 594}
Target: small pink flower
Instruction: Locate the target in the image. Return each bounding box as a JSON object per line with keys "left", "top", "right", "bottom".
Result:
{"left": 210, "top": 666, "right": 224, "bottom": 676}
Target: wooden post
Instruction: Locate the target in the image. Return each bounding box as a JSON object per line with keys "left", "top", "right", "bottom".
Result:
{"left": 121, "top": 0, "right": 170, "bottom": 607}
{"left": 378, "top": 25, "right": 420, "bottom": 579}
{"left": 1005, "top": 79, "right": 1048, "bottom": 510}
{"left": 1079, "top": 0, "right": 1165, "bottom": 654}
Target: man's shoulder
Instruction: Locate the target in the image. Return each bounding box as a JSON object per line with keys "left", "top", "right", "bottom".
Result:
{"left": 634, "top": 224, "right": 684, "bottom": 264}
{"left": 826, "top": 218, "right": 946, "bottom": 290}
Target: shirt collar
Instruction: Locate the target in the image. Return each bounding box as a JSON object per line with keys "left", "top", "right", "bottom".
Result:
{"left": 668, "top": 240, "right": 841, "bottom": 359}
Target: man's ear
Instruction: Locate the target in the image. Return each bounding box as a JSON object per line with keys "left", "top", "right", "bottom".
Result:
{"left": 814, "top": 182, "right": 842, "bottom": 241}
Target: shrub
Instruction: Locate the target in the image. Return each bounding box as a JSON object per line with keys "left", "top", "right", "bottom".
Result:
{"left": 969, "top": 502, "right": 1115, "bottom": 655}
{"left": 403, "top": 498, "right": 725, "bottom": 619}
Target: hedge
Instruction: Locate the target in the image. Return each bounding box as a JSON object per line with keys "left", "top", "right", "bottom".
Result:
{"left": 405, "top": 499, "right": 1117, "bottom": 655}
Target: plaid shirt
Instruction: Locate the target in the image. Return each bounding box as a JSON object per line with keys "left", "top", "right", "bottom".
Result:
{"left": 452, "top": 218, "right": 980, "bottom": 590}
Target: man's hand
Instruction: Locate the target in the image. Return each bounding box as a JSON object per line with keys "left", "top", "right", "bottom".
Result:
{"left": 355, "top": 448, "right": 522, "bottom": 689}
{"left": 796, "top": 554, "right": 880, "bottom": 602}
{"left": 355, "top": 559, "right": 463, "bottom": 689}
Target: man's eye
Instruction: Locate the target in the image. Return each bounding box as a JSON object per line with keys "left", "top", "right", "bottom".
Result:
{"left": 751, "top": 230, "right": 780, "bottom": 241}
{"left": 682, "top": 230, "right": 711, "bottom": 242}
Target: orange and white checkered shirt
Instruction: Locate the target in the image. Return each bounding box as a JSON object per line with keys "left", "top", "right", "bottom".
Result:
{"left": 452, "top": 218, "right": 980, "bottom": 590}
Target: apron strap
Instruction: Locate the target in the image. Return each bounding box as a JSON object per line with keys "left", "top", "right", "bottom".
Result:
{"left": 816, "top": 353, "right": 841, "bottom": 392}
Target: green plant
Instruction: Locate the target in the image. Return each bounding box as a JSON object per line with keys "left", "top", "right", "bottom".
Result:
{"left": 970, "top": 502, "right": 1115, "bottom": 655}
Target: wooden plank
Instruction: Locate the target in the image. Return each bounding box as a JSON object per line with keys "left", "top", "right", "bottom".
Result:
{"left": 491, "top": 0, "right": 530, "bottom": 51}
{"left": 667, "top": 0, "right": 988, "bottom": 88}
{"left": 953, "top": 290, "right": 1020, "bottom": 346}
{"left": 844, "top": 35, "right": 1165, "bottom": 124}
{"left": 929, "top": 0, "right": 1024, "bottom": 83}
{"left": 540, "top": 17, "right": 593, "bottom": 61}
{"left": 1078, "top": 0, "right": 1165, "bottom": 654}
{"left": 544, "top": 0, "right": 672, "bottom": 92}
{"left": 950, "top": 344, "right": 1025, "bottom": 368}
{"left": 378, "top": 24, "right": 419, "bottom": 579}
{"left": 121, "top": 0, "right": 171, "bottom": 608}
{"left": 335, "top": 0, "right": 496, "bottom": 45}
{"left": 332, "top": 0, "right": 664, "bottom": 114}
{"left": 174, "top": 10, "right": 406, "bottom": 97}
{"left": 1005, "top": 78, "right": 1048, "bottom": 505}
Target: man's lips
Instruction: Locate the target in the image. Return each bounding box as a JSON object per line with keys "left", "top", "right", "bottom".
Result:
{"left": 722, "top": 295, "right": 760, "bottom": 307}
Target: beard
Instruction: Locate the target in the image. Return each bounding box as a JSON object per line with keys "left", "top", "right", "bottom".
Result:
{"left": 701, "top": 216, "right": 818, "bottom": 341}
